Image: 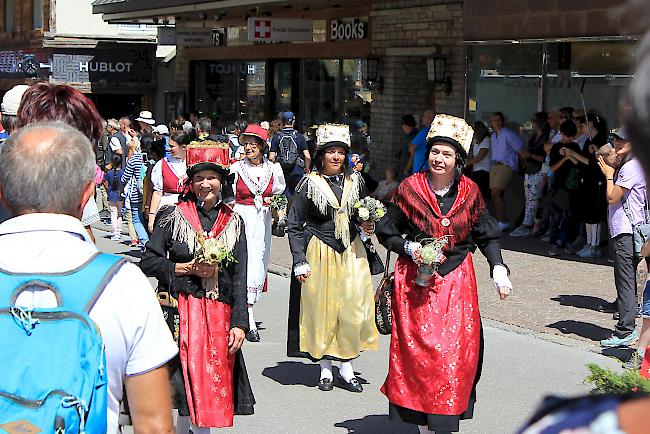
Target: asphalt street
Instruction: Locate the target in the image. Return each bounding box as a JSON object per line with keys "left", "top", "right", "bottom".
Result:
{"left": 94, "top": 227, "right": 621, "bottom": 434}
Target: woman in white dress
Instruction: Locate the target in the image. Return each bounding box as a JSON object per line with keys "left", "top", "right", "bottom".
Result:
{"left": 148, "top": 130, "right": 189, "bottom": 232}
{"left": 230, "top": 124, "right": 286, "bottom": 342}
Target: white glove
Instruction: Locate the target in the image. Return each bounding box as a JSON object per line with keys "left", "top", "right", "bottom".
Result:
{"left": 493, "top": 265, "right": 512, "bottom": 299}
{"left": 404, "top": 241, "right": 422, "bottom": 259}
{"left": 294, "top": 262, "right": 311, "bottom": 277}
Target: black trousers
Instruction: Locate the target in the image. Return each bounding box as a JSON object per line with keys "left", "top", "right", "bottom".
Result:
{"left": 613, "top": 233, "right": 637, "bottom": 337}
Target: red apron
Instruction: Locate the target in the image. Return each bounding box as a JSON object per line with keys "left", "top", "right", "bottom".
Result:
{"left": 381, "top": 253, "right": 481, "bottom": 416}
{"left": 176, "top": 202, "right": 237, "bottom": 427}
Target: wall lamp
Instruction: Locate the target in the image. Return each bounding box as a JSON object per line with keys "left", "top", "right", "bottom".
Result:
{"left": 362, "top": 57, "right": 383, "bottom": 93}
{"left": 427, "top": 56, "right": 452, "bottom": 95}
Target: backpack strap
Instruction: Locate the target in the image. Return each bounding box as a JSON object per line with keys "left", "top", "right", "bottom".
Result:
{"left": 0, "top": 253, "right": 127, "bottom": 313}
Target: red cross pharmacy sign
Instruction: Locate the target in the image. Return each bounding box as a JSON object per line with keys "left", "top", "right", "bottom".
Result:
{"left": 247, "top": 17, "right": 313, "bottom": 42}
{"left": 254, "top": 20, "right": 272, "bottom": 39}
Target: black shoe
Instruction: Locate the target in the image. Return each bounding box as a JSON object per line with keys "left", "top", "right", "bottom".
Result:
{"left": 245, "top": 329, "right": 260, "bottom": 342}
{"left": 318, "top": 378, "right": 333, "bottom": 391}
{"left": 336, "top": 376, "right": 363, "bottom": 393}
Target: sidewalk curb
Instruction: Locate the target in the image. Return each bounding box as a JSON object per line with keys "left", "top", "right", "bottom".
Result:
{"left": 268, "top": 263, "right": 291, "bottom": 279}
{"left": 266, "top": 265, "right": 608, "bottom": 357}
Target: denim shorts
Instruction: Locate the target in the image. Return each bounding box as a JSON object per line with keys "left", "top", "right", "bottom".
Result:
{"left": 643, "top": 278, "right": 650, "bottom": 318}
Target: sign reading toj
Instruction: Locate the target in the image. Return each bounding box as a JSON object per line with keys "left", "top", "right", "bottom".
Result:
{"left": 330, "top": 18, "right": 367, "bottom": 41}
{"left": 247, "top": 17, "right": 312, "bottom": 42}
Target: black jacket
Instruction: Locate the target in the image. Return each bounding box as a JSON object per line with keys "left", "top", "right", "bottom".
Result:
{"left": 139, "top": 203, "right": 249, "bottom": 330}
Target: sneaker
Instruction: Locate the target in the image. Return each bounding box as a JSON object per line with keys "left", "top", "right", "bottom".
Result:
{"left": 549, "top": 245, "right": 560, "bottom": 257}
{"left": 577, "top": 246, "right": 596, "bottom": 258}
{"left": 600, "top": 330, "right": 639, "bottom": 347}
{"left": 498, "top": 222, "right": 510, "bottom": 232}
{"left": 565, "top": 241, "right": 582, "bottom": 254}
{"left": 541, "top": 232, "right": 551, "bottom": 242}
{"left": 510, "top": 226, "right": 532, "bottom": 237}
{"left": 622, "top": 353, "right": 643, "bottom": 370}
{"left": 575, "top": 245, "right": 591, "bottom": 256}
{"left": 110, "top": 234, "right": 121, "bottom": 241}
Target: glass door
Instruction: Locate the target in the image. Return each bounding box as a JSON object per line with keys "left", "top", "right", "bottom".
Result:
{"left": 269, "top": 59, "right": 300, "bottom": 119}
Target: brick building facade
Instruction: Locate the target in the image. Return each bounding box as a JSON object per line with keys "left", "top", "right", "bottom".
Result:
{"left": 369, "top": 0, "right": 464, "bottom": 170}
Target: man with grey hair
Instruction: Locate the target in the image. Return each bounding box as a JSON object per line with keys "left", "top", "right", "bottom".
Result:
{"left": 0, "top": 121, "right": 178, "bottom": 432}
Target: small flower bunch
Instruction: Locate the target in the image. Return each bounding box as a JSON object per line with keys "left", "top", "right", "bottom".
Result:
{"left": 195, "top": 236, "right": 236, "bottom": 268}
{"left": 418, "top": 236, "right": 450, "bottom": 266}
{"left": 353, "top": 197, "right": 386, "bottom": 222}
{"left": 268, "top": 194, "right": 288, "bottom": 211}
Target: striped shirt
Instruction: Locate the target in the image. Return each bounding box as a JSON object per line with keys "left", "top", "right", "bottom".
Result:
{"left": 121, "top": 152, "right": 144, "bottom": 204}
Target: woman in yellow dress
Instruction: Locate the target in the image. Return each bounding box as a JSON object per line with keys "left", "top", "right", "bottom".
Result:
{"left": 287, "top": 124, "right": 378, "bottom": 392}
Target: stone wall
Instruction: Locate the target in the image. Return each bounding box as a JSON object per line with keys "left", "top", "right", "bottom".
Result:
{"left": 369, "top": 0, "right": 464, "bottom": 174}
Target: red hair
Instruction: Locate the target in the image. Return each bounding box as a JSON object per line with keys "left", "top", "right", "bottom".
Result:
{"left": 17, "top": 82, "right": 103, "bottom": 144}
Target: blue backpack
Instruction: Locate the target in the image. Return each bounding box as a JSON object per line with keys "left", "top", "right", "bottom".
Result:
{"left": 0, "top": 253, "right": 126, "bottom": 433}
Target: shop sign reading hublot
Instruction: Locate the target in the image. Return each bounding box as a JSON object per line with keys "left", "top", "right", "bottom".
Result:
{"left": 51, "top": 47, "right": 153, "bottom": 84}
{"left": 79, "top": 61, "right": 133, "bottom": 73}
{"left": 330, "top": 18, "right": 367, "bottom": 41}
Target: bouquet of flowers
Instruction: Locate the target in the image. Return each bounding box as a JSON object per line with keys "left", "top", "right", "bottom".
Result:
{"left": 353, "top": 197, "right": 387, "bottom": 222}
{"left": 195, "top": 235, "right": 237, "bottom": 299}
{"left": 415, "top": 236, "right": 450, "bottom": 286}
{"left": 195, "top": 236, "right": 236, "bottom": 269}
{"left": 268, "top": 194, "right": 288, "bottom": 211}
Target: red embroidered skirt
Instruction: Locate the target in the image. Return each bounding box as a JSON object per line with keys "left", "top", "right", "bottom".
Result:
{"left": 178, "top": 293, "right": 235, "bottom": 428}
{"left": 381, "top": 254, "right": 481, "bottom": 416}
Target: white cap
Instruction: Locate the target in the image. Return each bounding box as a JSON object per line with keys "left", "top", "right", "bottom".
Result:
{"left": 1, "top": 85, "right": 29, "bottom": 116}
{"left": 135, "top": 110, "right": 155, "bottom": 125}
{"left": 182, "top": 121, "right": 193, "bottom": 132}
{"left": 154, "top": 124, "right": 169, "bottom": 135}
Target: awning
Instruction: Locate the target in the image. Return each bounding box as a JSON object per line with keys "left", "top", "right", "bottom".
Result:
{"left": 92, "top": 0, "right": 285, "bottom": 22}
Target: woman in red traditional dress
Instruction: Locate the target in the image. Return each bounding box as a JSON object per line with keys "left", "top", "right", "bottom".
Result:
{"left": 376, "top": 114, "right": 513, "bottom": 434}
{"left": 140, "top": 141, "right": 254, "bottom": 433}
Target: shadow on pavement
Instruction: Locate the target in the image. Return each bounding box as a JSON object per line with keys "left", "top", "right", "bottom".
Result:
{"left": 334, "top": 414, "right": 416, "bottom": 434}
{"left": 116, "top": 249, "right": 143, "bottom": 260}
{"left": 602, "top": 347, "right": 635, "bottom": 363}
{"left": 262, "top": 361, "right": 319, "bottom": 387}
{"left": 546, "top": 320, "right": 612, "bottom": 341}
{"left": 500, "top": 236, "right": 612, "bottom": 267}
{"left": 550, "top": 295, "right": 612, "bottom": 312}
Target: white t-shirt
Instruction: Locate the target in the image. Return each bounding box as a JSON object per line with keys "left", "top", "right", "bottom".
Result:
{"left": 0, "top": 213, "right": 178, "bottom": 433}
{"left": 471, "top": 137, "right": 492, "bottom": 173}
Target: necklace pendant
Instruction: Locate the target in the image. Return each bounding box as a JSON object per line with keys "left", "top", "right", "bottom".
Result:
{"left": 441, "top": 217, "right": 451, "bottom": 227}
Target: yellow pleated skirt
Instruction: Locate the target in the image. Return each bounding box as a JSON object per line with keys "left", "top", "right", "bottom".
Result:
{"left": 299, "top": 236, "right": 379, "bottom": 360}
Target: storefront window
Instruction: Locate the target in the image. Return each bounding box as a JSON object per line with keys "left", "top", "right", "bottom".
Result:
{"left": 466, "top": 40, "right": 636, "bottom": 131}
{"left": 466, "top": 43, "right": 543, "bottom": 128}
{"left": 302, "top": 59, "right": 341, "bottom": 126}
{"left": 545, "top": 41, "right": 635, "bottom": 129}
{"left": 192, "top": 61, "right": 265, "bottom": 122}
{"left": 242, "top": 62, "right": 266, "bottom": 122}
{"left": 342, "top": 59, "right": 371, "bottom": 127}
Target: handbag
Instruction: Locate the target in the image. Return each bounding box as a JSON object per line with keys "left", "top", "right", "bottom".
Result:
{"left": 363, "top": 237, "right": 385, "bottom": 275}
{"left": 374, "top": 250, "right": 393, "bottom": 335}
{"left": 621, "top": 197, "right": 650, "bottom": 256}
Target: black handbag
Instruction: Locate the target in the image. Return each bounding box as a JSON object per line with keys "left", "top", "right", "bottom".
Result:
{"left": 374, "top": 250, "right": 393, "bottom": 335}
{"left": 363, "top": 238, "right": 385, "bottom": 276}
